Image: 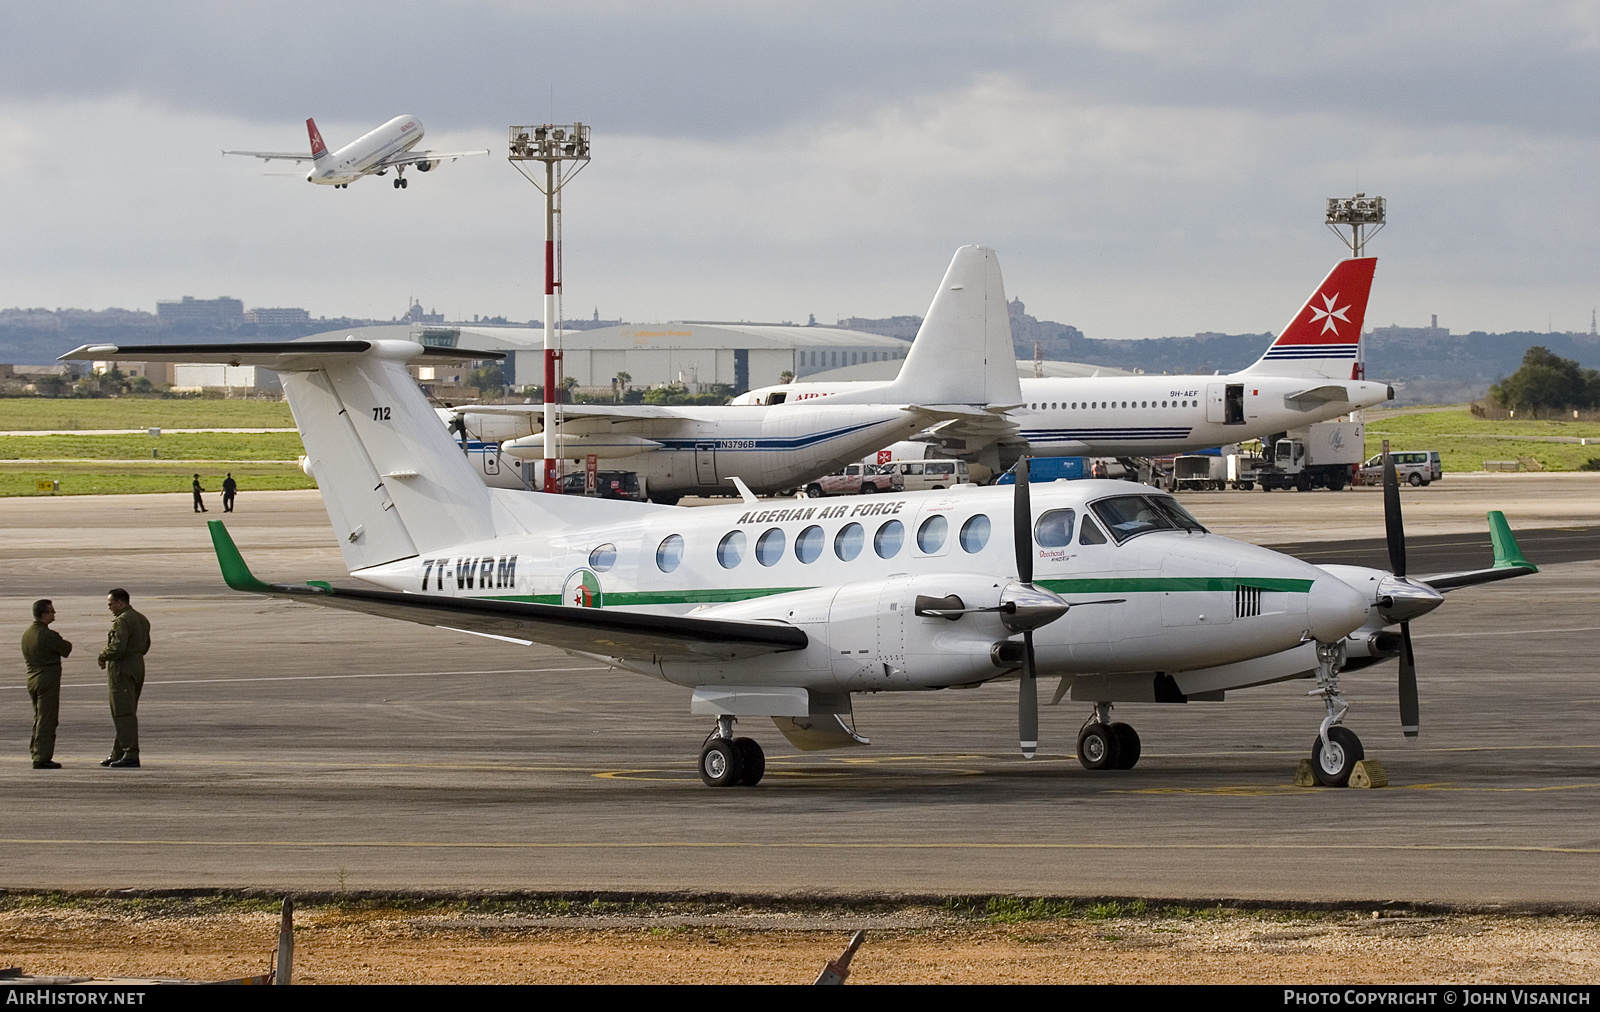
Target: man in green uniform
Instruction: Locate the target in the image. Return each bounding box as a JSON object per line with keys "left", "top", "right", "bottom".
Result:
{"left": 22, "top": 599, "right": 72, "bottom": 769}
{"left": 97, "top": 588, "right": 151, "bottom": 768}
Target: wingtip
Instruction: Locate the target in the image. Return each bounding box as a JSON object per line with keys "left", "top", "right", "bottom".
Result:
{"left": 207, "top": 520, "right": 274, "bottom": 593}
{"left": 1486, "top": 511, "right": 1537, "bottom": 572}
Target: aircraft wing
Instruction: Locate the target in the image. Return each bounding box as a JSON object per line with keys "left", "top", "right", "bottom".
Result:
{"left": 223, "top": 150, "right": 313, "bottom": 163}
{"left": 455, "top": 403, "right": 682, "bottom": 422}
{"left": 378, "top": 148, "right": 491, "bottom": 168}
{"left": 60, "top": 341, "right": 504, "bottom": 368}
{"left": 209, "top": 521, "right": 807, "bottom": 662}
{"left": 1415, "top": 511, "right": 1539, "bottom": 591}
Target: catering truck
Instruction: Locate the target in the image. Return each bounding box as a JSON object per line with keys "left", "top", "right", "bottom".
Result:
{"left": 1255, "top": 421, "right": 1363, "bottom": 492}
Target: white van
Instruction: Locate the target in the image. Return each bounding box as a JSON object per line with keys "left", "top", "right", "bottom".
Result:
{"left": 1358, "top": 450, "right": 1442, "bottom": 486}
{"left": 885, "top": 458, "right": 971, "bottom": 491}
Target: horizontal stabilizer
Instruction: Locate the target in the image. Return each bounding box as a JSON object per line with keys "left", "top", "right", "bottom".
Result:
{"left": 60, "top": 341, "right": 502, "bottom": 367}
{"left": 208, "top": 521, "right": 808, "bottom": 662}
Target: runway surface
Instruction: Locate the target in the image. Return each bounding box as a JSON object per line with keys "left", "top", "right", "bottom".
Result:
{"left": 2, "top": 476, "right": 1597, "bottom": 906}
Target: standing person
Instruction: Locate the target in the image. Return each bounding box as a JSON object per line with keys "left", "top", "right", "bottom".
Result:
{"left": 22, "top": 599, "right": 72, "bottom": 769}
{"left": 191, "top": 474, "right": 208, "bottom": 513}
{"left": 222, "top": 473, "right": 237, "bottom": 513}
{"left": 97, "top": 589, "right": 151, "bottom": 768}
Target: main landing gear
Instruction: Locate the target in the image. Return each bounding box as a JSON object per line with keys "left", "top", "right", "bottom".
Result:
{"left": 1077, "top": 703, "right": 1141, "bottom": 770}
{"left": 392, "top": 167, "right": 409, "bottom": 189}
{"left": 698, "top": 715, "right": 766, "bottom": 787}
{"left": 392, "top": 177, "right": 408, "bottom": 189}
{"left": 1308, "top": 640, "right": 1364, "bottom": 787}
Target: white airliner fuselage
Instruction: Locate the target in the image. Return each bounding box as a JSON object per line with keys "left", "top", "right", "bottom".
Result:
{"left": 224, "top": 115, "right": 488, "bottom": 189}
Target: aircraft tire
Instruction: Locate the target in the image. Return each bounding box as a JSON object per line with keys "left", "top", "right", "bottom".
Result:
{"left": 1311, "top": 727, "right": 1364, "bottom": 788}
{"left": 805, "top": 484, "right": 824, "bottom": 498}
{"left": 732, "top": 738, "right": 765, "bottom": 786}
{"left": 1109, "top": 723, "right": 1141, "bottom": 769}
{"left": 698, "top": 738, "right": 744, "bottom": 788}
{"left": 1077, "top": 722, "right": 1122, "bottom": 771}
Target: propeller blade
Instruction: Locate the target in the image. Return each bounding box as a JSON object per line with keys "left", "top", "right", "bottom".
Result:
{"left": 1020, "top": 630, "right": 1038, "bottom": 758}
{"left": 1014, "top": 457, "right": 1033, "bottom": 585}
{"left": 1398, "top": 621, "right": 1419, "bottom": 738}
{"left": 1382, "top": 440, "right": 1406, "bottom": 578}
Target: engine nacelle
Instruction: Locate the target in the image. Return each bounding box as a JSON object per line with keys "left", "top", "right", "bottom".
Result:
{"left": 455, "top": 411, "right": 536, "bottom": 443}
{"left": 414, "top": 159, "right": 437, "bottom": 172}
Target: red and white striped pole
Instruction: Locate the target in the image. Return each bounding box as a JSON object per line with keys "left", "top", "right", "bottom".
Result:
{"left": 541, "top": 158, "right": 561, "bottom": 493}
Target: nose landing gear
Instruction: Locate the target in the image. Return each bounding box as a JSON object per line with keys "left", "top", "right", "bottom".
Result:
{"left": 1307, "top": 640, "right": 1364, "bottom": 787}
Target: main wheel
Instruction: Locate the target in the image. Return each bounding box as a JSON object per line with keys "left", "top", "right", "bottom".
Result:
{"left": 805, "top": 484, "right": 824, "bottom": 498}
{"left": 1311, "top": 726, "right": 1364, "bottom": 787}
{"left": 1077, "top": 722, "right": 1122, "bottom": 771}
{"left": 699, "top": 738, "right": 744, "bottom": 787}
{"left": 1109, "top": 723, "right": 1141, "bottom": 769}
{"left": 401, "top": 178, "right": 409, "bottom": 188}
{"left": 732, "top": 737, "right": 765, "bottom": 786}
{"left": 393, "top": 178, "right": 401, "bottom": 189}
{"left": 1408, "top": 472, "right": 1423, "bottom": 487}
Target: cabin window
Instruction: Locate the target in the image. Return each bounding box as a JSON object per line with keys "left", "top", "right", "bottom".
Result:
{"left": 834, "top": 522, "right": 864, "bottom": 561}
{"left": 1034, "top": 509, "right": 1076, "bottom": 548}
{"left": 916, "top": 515, "right": 948, "bottom": 553}
{"left": 755, "top": 528, "right": 785, "bottom": 567}
{"left": 656, "top": 534, "right": 684, "bottom": 573}
{"left": 960, "top": 514, "right": 991, "bottom": 553}
{"left": 874, "top": 520, "right": 905, "bottom": 559}
{"left": 795, "top": 525, "right": 824, "bottom": 564}
{"left": 1078, "top": 516, "right": 1108, "bottom": 545}
{"left": 716, "top": 530, "right": 746, "bottom": 569}
{"left": 588, "top": 544, "right": 617, "bottom": 572}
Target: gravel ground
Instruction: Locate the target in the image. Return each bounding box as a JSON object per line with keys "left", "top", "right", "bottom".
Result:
{"left": 3, "top": 899, "right": 1598, "bottom": 984}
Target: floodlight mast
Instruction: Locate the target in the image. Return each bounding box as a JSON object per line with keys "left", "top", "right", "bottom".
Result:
{"left": 508, "top": 123, "right": 591, "bottom": 493}
{"left": 1325, "top": 193, "right": 1385, "bottom": 382}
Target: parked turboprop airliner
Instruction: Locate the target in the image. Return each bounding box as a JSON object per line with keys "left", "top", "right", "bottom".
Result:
{"left": 734, "top": 258, "right": 1392, "bottom": 470}
{"left": 225, "top": 115, "right": 488, "bottom": 189}
{"left": 449, "top": 246, "right": 1021, "bottom": 503}
{"left": 60, "top": 325, "right": 1538, "bottom": 790}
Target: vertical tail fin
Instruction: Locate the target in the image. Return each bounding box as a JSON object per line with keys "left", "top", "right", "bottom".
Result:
{"left": 1242, "top": 257, "right": 1377, "bottom": 379}
{"left": 826, "top": 246, "right": 1022, "bottom": 407}
{"left": 306, "top": 118, "right": 330, "bottom": 162}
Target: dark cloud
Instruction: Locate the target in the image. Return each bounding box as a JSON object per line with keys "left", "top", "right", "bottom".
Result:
{"left": 4, "top": 1, "right": 1598, "bottom": 139}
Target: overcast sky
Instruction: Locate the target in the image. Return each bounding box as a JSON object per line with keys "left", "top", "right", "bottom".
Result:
{"left": 4, "top": 1, "right": 1599, "bottom": 340}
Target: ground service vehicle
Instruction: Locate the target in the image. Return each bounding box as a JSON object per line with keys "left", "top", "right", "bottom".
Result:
{"left": 1257, "top": 421, "right": 1364, "bottom": 491}
{"left": 884, "top": 459, "right": 972, "bottom": 491}
{"left": 997, "top": 457, "right": 1088, "bottom": 485}
{"left": 560, "top": 470, "right": 644, "bottom": 501}
{"left": 1228, "top": 454, "right": 1264, "bottom": 491}
{"left": 804, "top": 463, "right": 903, "bottom": 497}
{"left": 1359, "top": 450, "right": 1441, "bottom": 486}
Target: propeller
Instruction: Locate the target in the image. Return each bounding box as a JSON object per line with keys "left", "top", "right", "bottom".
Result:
{"left": 1382, "top": 440, "right": 1420, "bottom": 739}
{"left": 1013, "top": 457, "right": 1039, "bottom": 758}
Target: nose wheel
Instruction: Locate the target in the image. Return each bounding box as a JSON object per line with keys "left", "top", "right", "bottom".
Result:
{"left": 1307, "top": 640, "right": 1364, "bottom": 786}
{"left": 698, "top": 717, "right": 765, "bottom": 787}
{"left": 392, "top": 177, "right": 408, "bottom": 189}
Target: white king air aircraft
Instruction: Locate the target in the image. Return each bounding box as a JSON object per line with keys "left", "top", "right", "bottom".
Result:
{"left": 64, "top": 335, "right": 1535, "bottom": 790}
{"left": 736, "top": 258, "right": 1395, "bottom": 466}
{"left": 225, "top": 115, "right": 488, "bottom": 189}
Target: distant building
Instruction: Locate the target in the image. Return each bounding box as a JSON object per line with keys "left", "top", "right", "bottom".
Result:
{"left": 406, "top": 300, "right": 444, "bottom": 324}
{"left": 157, "top": 295, "right": 244, "bottom": 328}
{"left": 1370, "top": 316, "right": 1450, "bottom": 341}
{"left": 172, "top": 364, "right": 281, "bottom": 395}
{"left": 90, "top": 360, "right": 176, "bottom": 384}
{"left": 244, "top": 307, "right": 311, "bottom": 325}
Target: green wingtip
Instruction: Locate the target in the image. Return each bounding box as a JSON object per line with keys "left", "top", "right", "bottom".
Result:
{"left": 207, "top": 520, "right": 274, "bottom": 593}
{"left": 1486, "top": 511, "right": 1537, "bottom": 572}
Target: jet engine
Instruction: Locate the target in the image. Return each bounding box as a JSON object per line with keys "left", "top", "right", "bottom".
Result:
{"left": 414, "top": 160, "right": 437, "bottom": 172}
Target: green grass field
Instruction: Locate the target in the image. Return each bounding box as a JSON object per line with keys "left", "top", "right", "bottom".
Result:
{"left": 0, "top": 432, "right": 305, "bottom": 460}
{"left": 1364, "top": 409, "right": 1600, "bottom": 472}
{"left": 0, "top": 396, "right": 294, "bottom": 430}
{"left": 0, "top": 462, "right": 317, "bottom": 497}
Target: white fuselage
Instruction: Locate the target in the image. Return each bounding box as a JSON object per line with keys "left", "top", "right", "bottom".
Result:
{"left": 353, "top": 480, "right": 1373, "bottom": 694}
{"left": 460, "top": 402, "right": 932, "bottom": 499}
{"left": 309, "top": 115, "right": 425, "bottom": 185}
{"left": 736, "top": 374, "right": 1393, "bottom": 457}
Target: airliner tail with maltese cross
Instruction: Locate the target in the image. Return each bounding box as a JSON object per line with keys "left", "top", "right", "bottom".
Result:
{"left": 1242, "top": 257, "right": 1377, "bottom": 381}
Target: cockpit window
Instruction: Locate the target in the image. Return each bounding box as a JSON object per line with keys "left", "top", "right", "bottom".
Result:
{"left": 1078, "top": 515, "right": 1108, "bottom": 545}
{"left": 1090, "top": 495, "right": 1177, "bottom": 543}
{"left": 1148, "top": 495, "right": 1207, "bottom": 533}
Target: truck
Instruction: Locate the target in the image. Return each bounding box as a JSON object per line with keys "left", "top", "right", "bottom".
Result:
{"left": 996, "top": 457, "right": 1089, "bottom": 485}
{"left": 1255, "top": 421, "right": 1363, "bottom": 492}
{"left": 802, "top": 463, "right": 904, "bottom": 497}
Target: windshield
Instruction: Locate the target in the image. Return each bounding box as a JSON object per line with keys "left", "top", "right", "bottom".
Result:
{"left": 1090, "top": 494, "right": 1205, "bottom": 543}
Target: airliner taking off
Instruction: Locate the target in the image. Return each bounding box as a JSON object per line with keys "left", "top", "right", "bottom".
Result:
{"left": 225, "top": 116, "right": 488, "bottom": 189}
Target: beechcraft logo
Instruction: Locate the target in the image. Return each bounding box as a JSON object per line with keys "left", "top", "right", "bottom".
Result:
{"left": 1307, "top": 292, "right": 1351, "bottom": 335}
